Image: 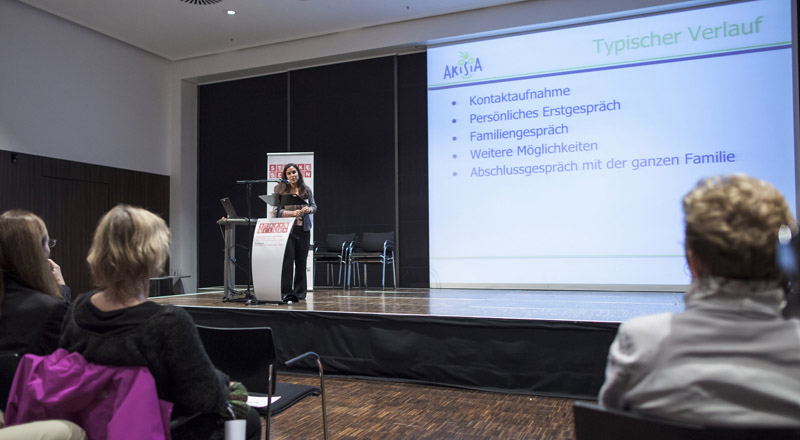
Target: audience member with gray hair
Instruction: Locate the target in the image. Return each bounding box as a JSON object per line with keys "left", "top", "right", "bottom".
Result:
{"left": 599, "top": 174, "right": 800, "bottom": 427}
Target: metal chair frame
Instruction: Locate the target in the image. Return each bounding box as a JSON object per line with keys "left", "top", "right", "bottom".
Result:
{"left": 312, "top": 233, "right": 354, "bottom": 288}
{"left": 346, "top": 232, "right": 396, "bottom": 289}
{"left": 195, "top": 325, "right": 329, "bottom": 440}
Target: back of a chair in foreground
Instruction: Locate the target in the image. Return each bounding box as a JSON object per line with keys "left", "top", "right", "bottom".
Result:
{"left": 195, "top": 325, "right": 276, "bottom": 395}
{"left": 0, "top": 352, "right": 20, "bottom": 412}
{"left": 573, "top": 401, "right": 800, "bottom": 440}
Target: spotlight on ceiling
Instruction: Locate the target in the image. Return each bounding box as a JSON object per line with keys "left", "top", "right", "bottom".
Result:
{"left": 179, "top": 0, "right": 223, "bottom": 4}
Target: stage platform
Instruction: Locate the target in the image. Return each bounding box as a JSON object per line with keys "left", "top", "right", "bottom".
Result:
{"left": 151, "top": 287, "right": 684, "bottom": 400}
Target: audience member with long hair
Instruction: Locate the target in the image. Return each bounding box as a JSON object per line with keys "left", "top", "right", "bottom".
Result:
{"left": 0, "top": 210, "right": 69, "bottom": 355}
{"left": 599, "top": 174, "right": 800, "bottom": 427}
{"left": 273, "top": 163, "right": 316, "bottom": 301}
{"left": 59, "top": 205, "right": 260, "bottom": 440}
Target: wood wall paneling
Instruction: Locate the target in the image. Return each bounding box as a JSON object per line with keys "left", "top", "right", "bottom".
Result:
{"left": 40, "top": 177, "right": 109, "bottom": 296}
{"left": 0, "top": 149, "right": 170, "bottom": 295}
{"left": 0, "top": 151, "right": 41, "bottom": 212}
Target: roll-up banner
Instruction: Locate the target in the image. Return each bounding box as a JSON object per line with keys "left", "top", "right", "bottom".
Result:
{"left": 266, "top": 152, "right": 315, "bottom": 291}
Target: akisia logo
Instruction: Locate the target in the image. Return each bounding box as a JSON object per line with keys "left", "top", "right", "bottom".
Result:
{"left": 443, "top": 51, "right": 483, "bottom": 80}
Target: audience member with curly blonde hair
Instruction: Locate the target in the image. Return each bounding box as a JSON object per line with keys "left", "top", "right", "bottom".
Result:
{"left": 599, "top": 174, "right": 800, "bottom": 427}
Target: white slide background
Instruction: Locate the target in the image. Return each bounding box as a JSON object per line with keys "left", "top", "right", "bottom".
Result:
{"left": 427, "top": 0, "right": 796, "bottom": 289}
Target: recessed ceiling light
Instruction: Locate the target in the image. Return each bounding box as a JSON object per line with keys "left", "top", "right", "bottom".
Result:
{"left": 179, "top": 0, "right": 223, "bottom": 4}
{"left": 227, "top": 10, "right": 236, "bottom": 15}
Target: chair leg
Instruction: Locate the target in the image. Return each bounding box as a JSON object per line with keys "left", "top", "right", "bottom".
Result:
{"left": 393, "top": 262, "right": 397, "bottom": 288}
{"left": 354, "top": 262, "right": 359, "bottom": 288}
{"left": 312, "top": 260, "right": 316, "bottom": 290}
{"left": 362, "top": 264, "right": 367, "bottom": 288}
{"left": 265, "top": 364, "right": 273, "bottom": 440}
{"left": 392, "top": 252, "right": 397, "bottom": 288}
{"left": 314, "top": 356, "right": 329, "bottom": 440}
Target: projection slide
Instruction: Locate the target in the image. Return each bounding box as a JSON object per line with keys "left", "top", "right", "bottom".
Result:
{"left": 427, "top": 0, "right": 796, "bottom": 289}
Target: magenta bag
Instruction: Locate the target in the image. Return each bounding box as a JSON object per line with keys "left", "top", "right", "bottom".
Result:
{"left": 4, "top": 348, "right": 173, "bottom": 440}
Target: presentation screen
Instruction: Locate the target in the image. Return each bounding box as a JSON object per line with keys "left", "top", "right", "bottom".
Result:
{"left": 427, "top": 0, "right": 797, "bottom": 290}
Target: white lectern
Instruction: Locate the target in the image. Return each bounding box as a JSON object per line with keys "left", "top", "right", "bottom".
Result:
{"left": 251, "top": 217, "right": 296, "bottom": 303}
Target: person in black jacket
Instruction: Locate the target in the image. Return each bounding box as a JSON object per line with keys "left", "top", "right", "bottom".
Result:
{"left": 272, "top": 163, "right": 317, "bottom": 301}
{"left": 59, "top": 204, "right": 259, "bottom": 440}
{"left": 0, "top": 210, "right": 69, "bottom": 355}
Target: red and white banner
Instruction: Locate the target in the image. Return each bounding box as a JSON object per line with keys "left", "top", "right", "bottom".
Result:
{"left": 266, "top": 152, "right": 315, "bottom": 291}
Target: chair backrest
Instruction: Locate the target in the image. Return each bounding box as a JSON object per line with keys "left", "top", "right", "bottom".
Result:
{"left": 360, "top": 231, "right": 394, "bottom": 253}
{"left": 573, "top": 401, "right": 800, "bottom": 440}
{"left": 0, "top": 351, "right": 20, "bottom": 412}
{"left": 195, "top": 325, "right": 276, "bottom": 395}
{"left": 324, "top": 233, "right": 355, "bottom": 252}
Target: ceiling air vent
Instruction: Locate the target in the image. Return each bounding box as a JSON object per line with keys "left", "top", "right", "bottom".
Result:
{"left": 179, "top": 0, "right": 223, "bottom": 4}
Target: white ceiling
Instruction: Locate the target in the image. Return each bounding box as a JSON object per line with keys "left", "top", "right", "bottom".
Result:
{"left": 17, "top": 0, "right": 526, "bottom": 61}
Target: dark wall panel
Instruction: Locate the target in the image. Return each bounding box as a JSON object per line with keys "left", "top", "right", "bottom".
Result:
{"left": 290, "top": 57, "right": 396, "bottom": 236}
{"left": 290, "top": 57, "right": 396, "bottom": 288}
{"left": 196, "top": 54, "right": 430, "bottom": 289}
{"left": 397, "top": 52, "right": 429, "bottom": 287}
{"left": 197, "top": 74, "right": 289, "bottom": 287}
{"left": 0, "top": 149, "right": 169, "bottom": 295}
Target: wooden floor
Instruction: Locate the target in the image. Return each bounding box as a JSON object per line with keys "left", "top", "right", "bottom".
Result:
{"left": 266, "top": 374, "right": 579, "bottom": 440}
{"left": 153, "top": 286, "right": 683, "bottom": 323}
{"left": 152, "top": 287, "right": 607, "bottom": 438}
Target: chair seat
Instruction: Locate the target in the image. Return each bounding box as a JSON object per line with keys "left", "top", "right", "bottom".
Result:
{"left": 350, "top": 252, "right": 384, "bottom": 259}
{"left": 314, "top": 252, "right": 344, "bottom": 260}
{"left": 251, "top": 383, "right": 321, "bottom": 416}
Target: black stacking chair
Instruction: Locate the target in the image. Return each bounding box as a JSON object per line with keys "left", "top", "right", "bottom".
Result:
{"left": 0, "top": 351, "right": 20, "bottom": 412}
{"left": 313, "top": 232, "right": 355, "bottom": 288}
{"left": 346, "top": 231, "right": 396, "bottom": 289}
{"left": 196, "top": 326, "right": 328, "bottom": 440}
{"left": 573, "top": 401, "right": 800, "bottom": 440}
